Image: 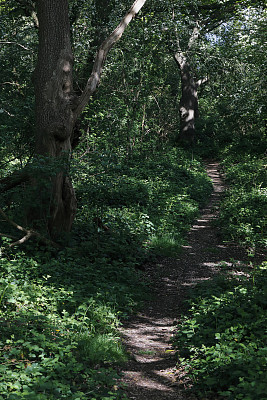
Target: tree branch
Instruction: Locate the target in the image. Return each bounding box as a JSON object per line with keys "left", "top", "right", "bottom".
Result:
{"left": 172, "top": 27, "right": 187, "bottom": 69}
{"left": 188, "top": 22, "right": 200, "bottom": 49}
{"left": 73, "top": 0, "right": 147, "bottom": 118}
{"left": 0, "top": 208, "right": 61, "bottom": 248}
{"left": 9, "top": 232, "right": 33, "bottom": 247}
{"left": 0, "top": 208, "right": 27, "bottom": 233}
{"left": 0, "top": 171, "right": 30, "bottom": 193}
{"left": 0, "top": 41, "right": 32, "bottom": 52}
{"left": 196, "top": 76, "right": 208, "bottom": 88}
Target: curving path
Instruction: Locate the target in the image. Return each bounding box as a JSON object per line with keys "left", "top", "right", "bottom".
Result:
{"left": 117, "top": 162, "right": 261, "bottom": 400}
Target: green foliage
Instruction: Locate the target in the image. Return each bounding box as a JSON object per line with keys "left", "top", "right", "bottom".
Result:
{"left": 0, "top": 6, "right": 37, "bottom": 167}
{"left": 195, "top": 7, "right": 267, "bottom": 158}
{"left": 72, "top": 148, "right": 212, "bottom": 257}
{"left": 0, "top": 145, "right": 212, "bottom": 399}
{"left": 0, "top": 243, "right": 141, "bottom": 399}
{"left": 218, "top": 155, "right": 266, "bottom": 249}
{"left": 1, "top": 1, "right": 265, "bottom": 399}
{"left": 173, "top": 262, "right": 267, "bottom": 399}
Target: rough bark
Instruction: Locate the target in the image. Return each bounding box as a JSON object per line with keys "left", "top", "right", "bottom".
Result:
{"left": 33, "top": 0, "right": 77, "bottom": 235}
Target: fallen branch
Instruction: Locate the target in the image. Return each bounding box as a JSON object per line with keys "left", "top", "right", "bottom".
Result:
{"left": 0, "top": 233, "right": 19, "bottom": 241}
{"left": 0, "top": 208, "right": 61, "bottom": 248}
{"left": 9, "top": 231, "right": 33, "bottom": 247}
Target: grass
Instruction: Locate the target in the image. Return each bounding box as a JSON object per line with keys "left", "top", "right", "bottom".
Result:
{"left": 76, "top": 333, "right": 128, "bottom": 365}
{"left": 149, "top": 234, "right": 183, "bottom": 257}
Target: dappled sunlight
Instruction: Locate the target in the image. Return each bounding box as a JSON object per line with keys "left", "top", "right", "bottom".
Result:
{"left": 122, "top": 370, "right": 174, "bottom": 391}
{"left": 191, "top": 224, "right": 208, "bottom": 229}
{"left": 182, "top": 276, "right": 211, "bottom": 287}
{"left": 1, "top": 0, "right": 265, "bottom": 397}
{"left": 118, "top": 161, "right": 265, "bottom": 399}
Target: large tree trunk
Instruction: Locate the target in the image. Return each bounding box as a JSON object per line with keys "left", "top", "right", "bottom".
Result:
{"left": 29, "top": 0, "right": 147, "bottom": 237}
{"left": 33, "top": 0, "right": 77, "bottom": 235}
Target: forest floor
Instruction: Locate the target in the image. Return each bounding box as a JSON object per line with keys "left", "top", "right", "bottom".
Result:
{"left": 117, "top": 161, "right": 264, "bottom": 400}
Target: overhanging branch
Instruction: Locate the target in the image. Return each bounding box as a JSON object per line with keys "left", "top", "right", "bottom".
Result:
{"left": 73, "top": 0, "right": 147, "bottom": 119}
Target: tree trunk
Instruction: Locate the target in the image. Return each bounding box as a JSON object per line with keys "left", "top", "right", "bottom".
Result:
{"left": 174, "top": 55, "right": 208, "bottom": 144}
{"left": 33, "top": 0, "right": 77, "bottom": 235}
{"left": 173, "top": 24, "right": 201, "bottom": 144}
{"left": 178, "top": 61, "right": 199, "bottom": 144}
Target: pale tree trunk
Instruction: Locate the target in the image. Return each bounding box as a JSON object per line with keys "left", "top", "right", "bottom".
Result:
{"left": 30, "top": 0, "right": 147, "bottom": 237}
{"left": 174, "top": 54, "right": 199, "bottom": 143}
{"left": 173, "top": 24, "right": 207, "bottom": 144}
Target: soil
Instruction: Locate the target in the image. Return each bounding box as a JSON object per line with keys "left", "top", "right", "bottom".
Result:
{"left": 117, "top": 161, "right": 265, "bottom": 400}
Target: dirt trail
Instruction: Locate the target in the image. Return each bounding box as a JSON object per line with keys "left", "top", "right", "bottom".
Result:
{"left": 117, "top": 162, "right": 260, "bottom": 400}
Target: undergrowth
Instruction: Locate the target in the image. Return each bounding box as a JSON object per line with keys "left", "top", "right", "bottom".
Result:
{"left": 173, "top": 261, "right": 267, "bottom": 400}
{"left": 218, "top": 154, "right": 266, "bottom": 251}
{"left": 0, "top": 147, "right": 212, "bottom": 399}
{"left": 72, "top": 147, "right": 212, "bottom": 257}
{"left": 0, "top": 243, "right": 141, "bottom": 400}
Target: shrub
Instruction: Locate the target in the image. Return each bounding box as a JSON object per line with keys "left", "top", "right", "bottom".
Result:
{"left": 218, "top": 156, "right": 266, "bottom": 250}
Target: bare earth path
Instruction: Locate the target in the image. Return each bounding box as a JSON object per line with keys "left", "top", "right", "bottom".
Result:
{"left": 117, "top": 162, "right": 263, "bottom": 400}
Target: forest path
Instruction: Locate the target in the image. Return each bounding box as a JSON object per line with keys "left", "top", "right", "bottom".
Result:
{"left": 117, "top": 162, "right": 256, "bottom": 400}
